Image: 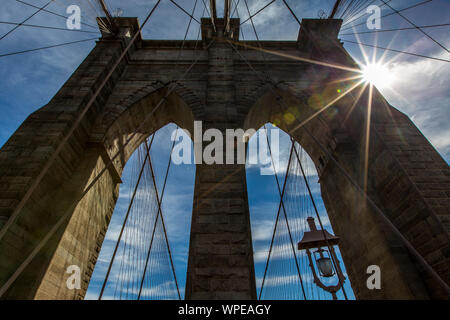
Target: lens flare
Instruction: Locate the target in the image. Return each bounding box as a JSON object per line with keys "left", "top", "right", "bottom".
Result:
{"left": 361, "top": 63, "right": 395, "bottom": 89}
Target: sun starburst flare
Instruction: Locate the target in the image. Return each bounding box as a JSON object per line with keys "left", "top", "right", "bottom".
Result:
{"left": 361, "top": 63, "right": 396, "bottom": 89}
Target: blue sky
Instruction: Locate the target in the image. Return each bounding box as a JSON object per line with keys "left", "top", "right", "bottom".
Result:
{"left": 0, "top": 0, "right": 449, "bottom": 300}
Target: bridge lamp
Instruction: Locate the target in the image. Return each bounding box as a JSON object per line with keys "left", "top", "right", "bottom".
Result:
{"left": 298, "top": 217, "right": 346, "bottom": 300}
{"left": 314, "top": 248, "right": 334, "bottom": 277}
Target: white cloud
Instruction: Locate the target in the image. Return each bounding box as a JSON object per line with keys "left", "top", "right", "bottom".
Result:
{"left": 379, "top": 48, "right": 450, "bottom": 160}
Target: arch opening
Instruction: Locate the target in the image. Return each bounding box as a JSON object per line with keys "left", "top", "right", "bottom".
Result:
{"left": 21, "top": 87, "right": 199, "bottom": 300}
{"left": 245, "top": 122, "right": 355, "bottom": 300}
{"left": 85, "top": 122, "right": 196, "bottom": 300}
{"left": 81, "top": 86, "right": 198, "bottom": 299}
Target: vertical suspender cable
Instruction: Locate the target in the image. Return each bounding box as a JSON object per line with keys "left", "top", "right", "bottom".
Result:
{"left": 292, "top": 141, "right": 348, "bottom": 300}
{"left": 98, "top": 134, "right": 156, "bottom": 299}
{"left": 0, "top": 0, "right": 163, "bottom": 244}
{"left": 137, "top": 128, "right": 179, "bottom": 299}
{"left": 142, "top": 133, "right": 181, "bottom": 300}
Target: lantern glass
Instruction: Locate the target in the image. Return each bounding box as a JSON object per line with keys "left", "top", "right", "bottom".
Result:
{"left": 314, "top": 249, "right": 335, "bottom": 277}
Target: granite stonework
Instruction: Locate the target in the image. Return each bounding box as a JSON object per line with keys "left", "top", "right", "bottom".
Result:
{"left": 0, "top": 17, "right": 448, "bottom": 299}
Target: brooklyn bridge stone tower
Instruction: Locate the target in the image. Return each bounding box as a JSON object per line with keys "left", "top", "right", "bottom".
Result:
{"left": 0, "top": 5, "right": 449, "bottom": 300}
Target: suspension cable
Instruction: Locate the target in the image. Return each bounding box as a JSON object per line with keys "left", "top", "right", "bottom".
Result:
{"left": 232, "top": 0, "right": 246, "bottom": 40}
{"left": 241, "top": 3, "right": 308, "bottom": 298}
{"left": 0, "top": 5, "right": 217, "bottom": 300}
{"left": 238, "top": 8, "right": 341, "bottom": 298}
{"left": 340, "top": 0, "right": 432, "bottom": 31}
{"left": 98, "top": 133, "right": 156, "bottom": 299}
{"left": 342, "top": 39, "right": 450, "bottom": 62}
{"left": 226, "top": 36, "right": 450, "bottom": 297}
{"left": 338, "top": 0, "right": 356, "bottom": 20}
{"left": 240, "top": 0, "right": 276, "bottom": 26}
{"left": 0, "top": 0, "right": 215, "bottom": 298}
{"left": 329, "top": 0, "right": 344, "bottom": 18}
{"left": 138, "top": 127, "right": 181, "bottom": 300}
{"left": 109, "top": 0, "right": 200, "bottom": 297}
{"left": 379, "top": 0, "right": 449, "bottom": 53}
{"left": 0, "top": 0, "right": 163, "bottom": 244}
{"left": 340, "top": 23, "right": 450, "bottom": 35}
{"left": 259, "top": 142, "right": 307, "bottom": 300}
{"left": 224, "top": 0, "right": 240, "bottom": 34}
{"left": 169, "top": 0, "right": 201, "bottom": 24}
{"left": 14, "top": 0, "right": 99, "bottom": 30}
{"left": 301, "top": 124, "right": 450, "bottom": 296}
{"left": 0, "top": 0, "right": 54, "bottom": 41}
{"left": 281, "top": 0, "right": 301, "bottom": 25}
{"left": 0, "top": 21, "right": 100, "bottom": 34}
{"left": 200, "top": 0, "right": 212, "bottom": 17}
{"left": 143, "top": 134, "right": 181, "bottom": 300}
{"left": 0, "top": 37, "right": 99, "bottom": 58}
{"left": 138, "top": 0, "right": 199, "bottom": 300}
{"left": 341, "top": 0, "right": 389, "bottom": 27}
{"left": 291, "top": 141, "right": 348, "bottom": 300}
{"left": 263, "top": 127, "right": 307, "bottom": 300}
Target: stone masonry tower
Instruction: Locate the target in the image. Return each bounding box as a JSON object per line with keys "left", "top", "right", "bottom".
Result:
{"left": 185, "top": 18, "right": 257, "bottom": 299}
{"left": 0, "top": 11, "right": 448, "bottom": 300}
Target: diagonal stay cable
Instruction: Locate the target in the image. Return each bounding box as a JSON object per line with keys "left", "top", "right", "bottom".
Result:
{"left": 138, "top": 128, "right": 180, "bottom": 300}
{"left": 0, "top": 37, "right": 99, "bottom": 58}
{"left": 240, "top": 0, "right": 447, "bottom": 295}
{"left": 291, "top": 141, "right": 348, "bottom": 300}
{"left": 301, "top": 123, "right": 450, "bottom": 296}
{"left": 98, "top": 133, "right": 156, "bottom": 300}
{"left": 230, "top": 0, "right": 241, "bottom": 19}
{"left": 281, "top": 0, "right": 448, "bottom": 294}
{"left": 342, "top": 39, "right": 450, "bottom": 62}
{"left": 237, "top": 0, "right": 448, "bottom": 298}
{"left": 341, "top": 0, "right": 389, "bottom": 27}
{"left": 138, "top": 0, "right": 198, "bottom": 300}
{"left": 340, "top": 0, "right": 433, "bottom": 31}
{"left": 259, "top": 142, "right": 307, "bottom": 300}
{"left": 200, "top": 0, "right": 212, "bottom": 17}
{"left": 0, "top": 11, "right": 216, "bottom": 301}
{"left": 240, "top": 0, "right": 276, "bottom": 26}
{"left": 342, "top": 0, "right": 372, "bottom": 22}
{"left": 225, "top": 37, "right": 450, "bottom": 296}
{"left": 169, "top": 0, "right": 201, "bottom": 24}
{"left": 83, "top": 0, "right": 112, "bottom": 33}
{"left": 243, "top": 1, "right": 307, "bottom": 299}
{"left": 0, "top": 21, "right": 100, "bottom": 34}
{"left": 345, "top": 0, "right": 378, "bottom": 22}
{"left": 265, "top": 128, "right": 306, "bottom": 300}
{"left": 338, "top": 0, "right": 355, "bottom": 20}
{"left": 329, "top": 0, "right": 344, "bottom": 18}
{"left": 1, "top": 0, "right": 54, "bottom": 41}
{"left": 232, "top": 0, "right": 246, "bottom": 40}
{"left": 14, "top": 0, "right": 98, "bottom": 30}
{"left": 0, "top": 36, "right": 214, "bottom": 299}
{"left": 379, "top": 0, "right": 449, "bottom": 53}
{"left": 340, "top": 23, "right": 450, "bottom": 35}
{"left": 0, "top": 0, "right": 163, "bottom": 244}
{"left": 281, "top": 0, "right": 301, "bottom": 25}
{"left": 141, "top": 132, "right": 181, "bottom": 300}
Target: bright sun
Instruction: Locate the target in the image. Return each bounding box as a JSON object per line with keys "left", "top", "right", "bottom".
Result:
{"left": 361, "top": 63, "right": 395, "bottom": 89}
